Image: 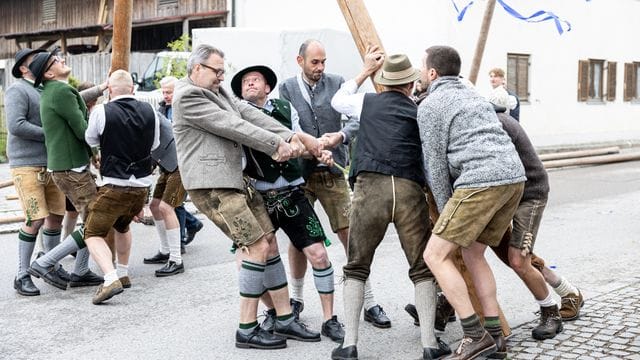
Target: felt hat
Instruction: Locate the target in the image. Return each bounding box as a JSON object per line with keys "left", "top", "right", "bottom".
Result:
{"left": 11, "top": 48, "right": 46, "bottom": 79}
{"left": 374, "top": 54, "right": 421, "bottom": 86}
{"left": 231, "top": 65, "right": 277, "bottom": 99}
{"left": 28, "top": 51, "right": 56, "bottom": 88}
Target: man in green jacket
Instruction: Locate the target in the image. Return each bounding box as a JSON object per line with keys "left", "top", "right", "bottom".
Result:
{"left": 26, "top": 50, "right": 103, "bottom": 291}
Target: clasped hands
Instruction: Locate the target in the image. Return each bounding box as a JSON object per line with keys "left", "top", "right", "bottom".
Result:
{"left": 272, "top": 133, "right": 334, "bottom": 167}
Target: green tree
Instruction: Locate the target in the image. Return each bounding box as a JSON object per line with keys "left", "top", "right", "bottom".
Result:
{"left": 154, "top": 34, "right": 191, "bottom": 88}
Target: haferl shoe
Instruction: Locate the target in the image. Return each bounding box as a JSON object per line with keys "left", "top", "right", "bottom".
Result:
{"left": 260, "top": 308, "right": 277, "bottom": 333}
{"left": 321, "top": 315, "right": 345, "bottom": 342}
{"left": 423, "top": 338, "right": 452, "bottom": 359}
{"left": 486, "top": 335, "right": 507, "bottom": 359}
{"left": 14, "top": 275, "right": 40, "bottom": 296}
{"left": 69, "top": 270, "right": 104, "bottom": 287}
{"left": 274, "top": 318, "right": 321, "bottom": 342}
{"left": 405, "top": 303, "right": 420, "bottom": 326}
{"left": 27, "top": 261, "right": 68, "bottom": 290}
{"left": 290, "top": 298, "right": 304, "bottom": 320}
{"left": 435, "top": 293, "right": 456, "bottom": 332}
{"left": 560, "top": 289, "right": 584, "bottom": 320}
{"left": 235, "top": 327, "right": 286, "bottom": 350}
{"left": 444, "top": 331, "right": 496, "bottom": 360}
{"left": 119, "top": 276, "right": 131, "bottom": 289}
{"left": 55, "top": 265, "right": 71, "bottom": 283}
{"left": 184, "top": 221, "right": 203, "bottom": 245}
{"left": 331, "top": 344, "right": 358, "bottom": 360}
{"left": 532, "top": 305, "right": 563, "bottom": 340}
{"left": 143, "top": 251, "right": 169, "bottom": 264}
{"left": 92, "top": 280, "right": 124, "bottom": 305}
{"left": 364, "top": 305, "right": 391, "bottom": 328}
{"left": 155, "top": 261, "right": 185, "bottom": 277}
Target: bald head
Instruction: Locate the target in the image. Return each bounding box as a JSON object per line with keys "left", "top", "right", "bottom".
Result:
{"left": 109, "top": 69, "right": 134, "bottom": 97}
{"left": 297, "top": 39, "right": 327, "bottom": 85}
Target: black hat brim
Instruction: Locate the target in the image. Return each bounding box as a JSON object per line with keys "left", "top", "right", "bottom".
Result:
{"left": 29, "top": 51, "right": 56, "bottom": 88}
{"left": 11, "top": 48, "right": 46, "bottom": 79}
{"left": 230, "top": 65, "right": 277, "bottom": 99}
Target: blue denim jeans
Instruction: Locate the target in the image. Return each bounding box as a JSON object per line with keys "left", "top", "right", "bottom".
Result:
{"left": 175, "top": 205, "right": 201, "bottom": 243}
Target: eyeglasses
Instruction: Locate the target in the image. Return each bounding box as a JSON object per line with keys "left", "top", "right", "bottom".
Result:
{"left": 199, "top": 63, "right": 225, "bottom": 77}
{"left": 45, "top": 56, "right": 61, "bottom": 72}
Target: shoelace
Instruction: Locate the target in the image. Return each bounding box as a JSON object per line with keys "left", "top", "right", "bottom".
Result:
{"left": 454, "top": 337, "right": 474, "bottom": 355}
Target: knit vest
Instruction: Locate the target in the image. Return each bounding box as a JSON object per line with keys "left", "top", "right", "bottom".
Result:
{"left": 100, "top": 97, "right": 155, "bottom": 179}
{"left": 349, "top": 92, "right": 426, "bottom": 188}
{"left": 244, "top": 99, "right": 302, "bottom": 182}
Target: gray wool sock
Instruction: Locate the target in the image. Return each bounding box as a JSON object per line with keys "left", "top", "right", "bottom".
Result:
{"left": 416, "top": 280, "right": 439, "bottom": 348}
{"left": 238, "top": 260, "right": 266, "bottom": 298}
{"left": 17, "top": 230, "right": 37, "bottom": 278}
{"left": 363, "top": 278, "right": 377, "bottom": 311}
{"left": 42, "top": 228, "right": 61, "bottom": 252}
{"left": 73, "top": 248, "right": 90, "bottom": 276}
{"left": 264, "top": 255, "right": 288, "bottom": 291}
{"left": 36, "top": 229, "right": 82, "bottom": 267}
{"left": 343, "top": 278, "right": 365, "bottom": 348}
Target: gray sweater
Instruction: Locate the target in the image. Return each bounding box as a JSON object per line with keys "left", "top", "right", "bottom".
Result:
{"left": 417, "top": 76, "right": 526, "bottom": 212}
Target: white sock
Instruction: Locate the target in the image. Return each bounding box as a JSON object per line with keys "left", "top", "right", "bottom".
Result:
{"left": 116, "top": 263, "right": 128, "bottom": 278}
{"left": 290, "top": 277, "right": 305, "bottom": 303}
{"left": 416, "top": 280, "right": 439, "bottom": 348}
{"left": 363, "top": 278, "right": 377, "bottom": 311}
{"left": 553, "top": 277, "right": 579, "bottom": 297}
{"left": 154, "top": 219, "right": 169, "bottom": 254}
{"left": 167, "top": 227, "right": 182, "bottom": 264}
{"left": 104, "top": 270, "right": 118, "bottom": 286}
{"left": 536, "top": 292, "right": 557, "bottom": 307}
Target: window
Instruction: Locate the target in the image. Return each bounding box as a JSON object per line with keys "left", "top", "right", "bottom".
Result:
{"left": 507, "top": 53, "right": 529, "bottom": 102}
{"left": 42, "top": 0, "right": 56, "bottom": 24}
{"left": 158, "top": 0, "right": 178, "bottom": 7}
{"left": 577, "top": 59, "right": 612, "bottom": 102}
{"left": 624, "top": 62, "right": 640, "bottom": 101}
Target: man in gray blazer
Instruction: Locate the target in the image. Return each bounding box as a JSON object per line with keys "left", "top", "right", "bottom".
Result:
{"left": 280, "top": 39, "right": 389, "bottom": 327}
{"left": 172, "top": 44, "right": 322, "bottom": 350}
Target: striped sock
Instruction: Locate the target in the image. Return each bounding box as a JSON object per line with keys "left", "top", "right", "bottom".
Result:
{"left": 238, "top": 320, "right": 259, "bottom": 335}
{"left": 17, "top": 230, "right": 37, "bottom": 278}
{"left": 264, "top": 255, "right": 288, "bottom": 291}
{"left": 37, "top": 230, "right": 82, "bottom": 267}
{"left": 42, "top": 228, "right": 61, "bottom": 252}
{"left": 238, "top": 260, "right": 266, "bottom": 299}
{"left": 276, "top": 312, "right": 295, "bottom": 327}
{"left": 484, "top": 316, "right": 502, "bottom": 337}
{"left": 313, "top": 263, "right": 334, "bottom": 294}
{"left": 461, "top": 314, "right": 486, "bottom": 340}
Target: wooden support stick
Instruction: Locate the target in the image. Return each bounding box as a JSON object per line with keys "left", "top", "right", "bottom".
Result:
{"left": 468, "top": 0, "right": 496, "bottom": 84}
{"left": 539, "top": 146, "right": 619, "bottom": 162}
{"left": 543, "top": 151, "right": 640, "bottom": 169}
{"left": 5, "top": 195, "right": 19, "bottom": 201}
{"left": 0, "top": 215, "right": 25, "bottom": 225}
{"left": 0, "top": 180, "right": 14, "bottom": 189}
{"left": 111, "top": 0, "right": 133, "bottom": 73}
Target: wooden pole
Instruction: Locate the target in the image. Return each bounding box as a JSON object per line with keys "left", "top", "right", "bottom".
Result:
{"left": 0, "top": 180, "right": 14, "bottom": 189}
{"left": 539, "top": 146, "right": 620, "bottom": 162}
{"left": 0, "top": 215, "right": 25, "bottom": 225}
{"left": 111, "top": 0, "right": 133, "bottom": 73}
{"left": 543, "top": 151, "right": 640, "bottom": 169}
{"left": 335, "top": 0, "right": 385, "bottom": 93}
{"left": 468, "top": 0, "right": 496, "bottom": 84}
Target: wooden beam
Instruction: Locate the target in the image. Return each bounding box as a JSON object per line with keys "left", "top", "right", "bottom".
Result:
{"left": 336, "top": 0, "right": 385, "bottom": 93}
{"left": 0, "top": 215, "right": 25, "bottom": 225}
{"left": 95, "top": 0, "right": 108, "bottom": 46}
{"left": 468, "top": 0, "right": 496, "bottom": 84}
{"left": 111, "top": 0, "right": 133, "bottom": 73}
{"left": 0, "top": 180, "right": 14, "bottom": 189}
{"left": 5, "top": 195, "right": 19, "bottom": 201}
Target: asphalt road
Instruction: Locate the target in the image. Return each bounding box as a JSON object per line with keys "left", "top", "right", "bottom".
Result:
{"left": 0, "top": 160, "right": 639, "bottom": 360}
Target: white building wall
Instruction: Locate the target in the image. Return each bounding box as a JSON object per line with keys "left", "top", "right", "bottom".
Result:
{"left": 230, "top": 0, "right": 640, "bottom": 148}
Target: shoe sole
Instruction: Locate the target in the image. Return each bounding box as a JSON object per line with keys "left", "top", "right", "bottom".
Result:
{"left": 143, "top": 260, "right": 168, "bottom": 264}
{"left": 487, "top": 350, "right": 508, "bottom": 359}
{"left": 92, "top": 287, "right": 124, "bottom": 305}
{"left": 273, "top": 331, "right": 321, "bottom": 342}
{"left": 27, "top": 268, "right": 68, "bottom": 290}
{"left": 155, "top": 268, "right": 185, "bottom": 277}
{"left": 364, "top": 316, "right": 391, "bottom": 328}
{"left": 321, "top": 330, "right": 344, "bottom": 343}
{"left": 469, "top": 343, "right": 498, "bottom": 360}
{"left": 235, "top": 342, "right": 286, "bottom": 350}
{"left": 532, "top": 323, "right": 564, "bottom": 340}
{"left": 69, "top": 281, "right": 104, "bottom": 288}
{"left": 14, "top": 284, "right": 40, "bottom": 296}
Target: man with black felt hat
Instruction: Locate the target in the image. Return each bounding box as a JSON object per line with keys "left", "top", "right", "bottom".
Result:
{"left": 231, "top": 65, "right": 343, "bottom": 342}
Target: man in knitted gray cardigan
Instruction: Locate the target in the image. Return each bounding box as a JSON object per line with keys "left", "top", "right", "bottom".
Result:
{"left": 417, "top": 45, "right": 526, "bottom": 360}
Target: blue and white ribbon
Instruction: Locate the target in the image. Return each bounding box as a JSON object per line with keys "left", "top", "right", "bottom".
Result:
{"left": 451, "top": 0, "right": 592, "bottom": 35}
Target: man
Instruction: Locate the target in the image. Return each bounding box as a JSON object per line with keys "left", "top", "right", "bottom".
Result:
{"left": 26, "top": 50, "right": 103, "bottom": 292}
{"left": 330, "top": 47, "right": 451, "bottom": 360}
{"left": 156, "top": 76, "right": 203, "bottom": 249}
{"left": 231, "top": 64, "right": 344, "bottom": 342}
{"left": 488, "top": 68, "right": 519, "bottom": 121}
{"left": 172, "top": 44, "right": 321, "bottom": 350}
{"left": 81, "top": 69, "right": 158, "bottom": 303}
{"left": 417, "top": 45, "right": 526, "bottom": 360}
{"left": 280, "top": 39, "right": 389, "bottom": 327}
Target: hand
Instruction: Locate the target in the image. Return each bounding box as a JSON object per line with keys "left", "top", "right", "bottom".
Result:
{"left": 293, "top": 132, "right": 323, "bottom": 157}
{"left": 289, "top": 135, "right": 305, "bottom": 158}
{"left": 91, "top": 154, "right": 101, "bottom": 169}
{"left": 272, "top": 140, "right": 293, "bottom": 162}
{"left": 316, "top": 150, "right": 334, "bottom": 167}
{"left": 132, "top": 209, "right": 145, "bottom": 223}
{"left": 320, "top": 132, "right": 343, "bottom": 149}
{"left": 362, "top": 45, "right": 385, "bottom": 76}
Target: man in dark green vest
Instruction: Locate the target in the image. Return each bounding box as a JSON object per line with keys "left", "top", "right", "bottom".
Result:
{"left": 231, "top": 65, "right": 344, "bottom": 342}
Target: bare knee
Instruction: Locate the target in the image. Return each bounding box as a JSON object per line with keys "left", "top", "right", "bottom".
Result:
{"left": 508, "top": 250, "right": 530, "bottom": 276}
{"left": 304, "top": 244, "right": 329, "bottom": 268}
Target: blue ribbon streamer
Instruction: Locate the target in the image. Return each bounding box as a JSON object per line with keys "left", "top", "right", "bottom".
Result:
{"left": 451, "top": 0, "right": 591, "bottom": 35}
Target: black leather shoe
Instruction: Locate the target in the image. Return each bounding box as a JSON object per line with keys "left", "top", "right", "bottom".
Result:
{"left": 69, "top": 270, "right": 104, "bottom": 287}
{"left": 274, "top": 318, "right": 320, "bottom": 342}
{"left": 14, "top": 275, "right": 40, "bottom": 296}
{"left": 235, "top": 327, "right": 287, "bottom": 349}
{"left": 322, "top": 315, "right": 345, "bottom": 342}
{"left": 260, "top": 308, "right": 277, "bottom": 333}
{"left": 332, "top": 344, "right": 358, "bottom": 360}
{"left": 143, "top": 251, "right": 169, "bottom": 264}
{"left": 405, "top": 303, "right": 420, "bottom": 326}
{"left": 364, "top": 305, "right": 391, "bottom": 328}
{"left": 27, "top": 261, "right": 68, "bottom": 290}
{"left": 184, "top": 221, "right": 203, "bottom": 245}
{"left": 155, "top": 261, "right": 185, "bottom": 277}
{"left": 290, "top": 298, "right": 304, "bottom": 320}
{"left": 423, "top": 338, "right": 452, "bottom": 359}
{"left": 55, "top": 265, "right": 71, "bottom": 283}
{"left": 435, "top": 293, "right": 455, "bottom": 331}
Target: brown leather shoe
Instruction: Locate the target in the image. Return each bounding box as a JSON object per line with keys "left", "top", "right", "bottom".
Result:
{"left": 92, "top": 280, "right": 124, "bottom": 305}
{"left": 532, "top": 305, "right": 563, "bottom": 340}
{"left": 119, "top": 276, "right": 131, "bottom": 289}
{"left": 559, "top": 289, "right": 584, "bottom": 320}
{"left": 486, "top": 335, "right": 507, "bottom": 359}
{"left": 444, "top": 331, "right": 496, "bottom": 360}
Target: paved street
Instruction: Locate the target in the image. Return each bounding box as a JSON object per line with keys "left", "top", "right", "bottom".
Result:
{"left": 0, "top": 160, "right": 639, "bottom": 360}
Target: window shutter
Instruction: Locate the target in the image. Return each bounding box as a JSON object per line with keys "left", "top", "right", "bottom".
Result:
{"left": 624, "top": 63, "right": 634, "bottom": 101}
{"left": 42, "top": 0, "right": 56, "bottom": 23}
{"left": 517, "top": 56, "right": 529, "bottom": 101}
{"left": 577, "top": 60, "right": 589, "bottom": 102}
{"left": 606, "top": 62, "right": 616, "bottom": 101}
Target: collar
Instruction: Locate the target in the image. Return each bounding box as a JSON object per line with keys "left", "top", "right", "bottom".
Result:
{"left": 109, "top": 94, "right": 136, "bottom": 102}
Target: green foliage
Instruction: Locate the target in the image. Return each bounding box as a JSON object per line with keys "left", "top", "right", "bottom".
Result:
{"left": 68, "top": 75, "right": 80, "bottom": 89}
{"left": 153, "top": 34, "right": 191, "bottom": 88}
